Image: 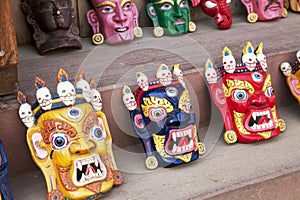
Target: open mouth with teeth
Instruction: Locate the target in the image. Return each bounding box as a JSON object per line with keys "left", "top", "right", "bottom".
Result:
{"left": 115, "top": 27, "right": 129, "bottom": 33}
{"left": 246, "top": 109, "right": 275, "bottom": 132}
{"left": 72, "top": 154, "right": 107, "bottom": 187}
{"left": 165, "top": 125, "right": 196, "bottom": 156}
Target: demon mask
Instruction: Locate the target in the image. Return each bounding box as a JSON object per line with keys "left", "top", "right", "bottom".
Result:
{"left": 146, "top": 0, "right": 196, "bottom": 37}
{"left": 18, "top": 69, "right": 122, "bottom": 200}
{"left": 240, "top": 0, "right": 287, "bottom": 23}
{"left": 122, "top": 64, "right": 205, "bottom": 169}
{"left": 280, "top": 50, "right": 300, "bottom": 104}
{"left": 87, "top": 0, "right": 142, "bottom": 45}
{"left": 205, "top": 41, "right": 286, "bottom": 144}
{"left": 191, "top": 0, "right": 232, "bottom": 30}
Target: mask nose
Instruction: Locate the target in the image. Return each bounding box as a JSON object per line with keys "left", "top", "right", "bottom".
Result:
{"left": 249, "top": 91, "right": 268, "bottom": 106}
{"left": 70, "top": 136, "right": 95, "bottom": 154}
{"left": 173, "top": 4, "right": 183, "bottom": 18}
{"left": 113, "top": 5, "right": 127, "bottom": 23}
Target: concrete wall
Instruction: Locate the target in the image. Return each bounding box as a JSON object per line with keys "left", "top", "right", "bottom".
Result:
{"left": 12, "top": 0, "right": 246, "bottom": 45}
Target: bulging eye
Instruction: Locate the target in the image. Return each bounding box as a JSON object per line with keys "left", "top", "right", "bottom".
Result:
{"left": 252, "top": 72, "right": 263, "bottom": 82}
{"left": 180, "top": 1, "right": 188, "bottom": 8}
{"left": 205, "top": 1, "right": 217, "bottom": 8}
{"left": 160, "top": 3, "right": 173, "bottom": 10}
{"left": 101, "top": 6, "right": 114, "bottom": 13}
{"left": 123, "top": 2, "right": 132, "bottom": 11}
{"left": 232, "top": 90, "right": 247, "bottom": 101}
{"left": 90, "top": 125, "right": 106, "bottom": 140}
{"left": 226, "top": 0, "right": 231, "bottom": 3}
{"left": 50, "top": 133, "right": 70, "bottom": 150}
{"left": 165, "top": 87, "right": 178, "bottom": 97}
{"left": 149, "top": 107, "right": 167, "bottom": 121}
{"left": 265, "top": 87, "right": 274, "bottom": 97}
{"left": 184, "top": 102, "right": 193, "bottom": 113}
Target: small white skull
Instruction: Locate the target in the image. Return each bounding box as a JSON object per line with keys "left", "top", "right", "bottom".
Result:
{"left": 18, "top": 103, "right": 34, "bottom": 128}
{"left": 36, "top": 87, "right": 52, "bottom": 110}
{"left": 205, "top": 67, "right": 218, "bottom": 84}
{"left": 57, "top": 81, "right": 76, "bottom": 106}
{"left": 156, "top": 64, "right": 172, "bottom": 86}
{"left": 242, "top": 53, "right": 257, "bottom": 71}
{"left": 173, "top": 64, "right": 186, "bottom": 87}
{"left": 257, "top": 53, "right": 267, "bottom": 71}
{"left": 123, "top": 92, "right": 137, "bottom": 111}
{"left": 76, "top": 79, "right": 91, "bottom": 102}
{"left": 296, "top": 50, "right": 300, "bottom": 63}
{"left": 223, "top": 54, "right": 236, "bottom": 73}
{"left": 280, "top": 62, "right": 292, "bottom": 77}
{"left": 91, "top": 89, "right": 103, "bottom": 111}
{"left": 136, "top": 72, "right": 149, "bottom": 91}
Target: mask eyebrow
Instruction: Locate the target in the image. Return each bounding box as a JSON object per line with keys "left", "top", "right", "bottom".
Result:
{"left": 95, "top": 1, "right": 116, "bottom": 8}
{"left": 120, "top": 0, "right": 131, "bottom": 7}
{"left": 154, "top": 0, "right": 175, "bottom": 5}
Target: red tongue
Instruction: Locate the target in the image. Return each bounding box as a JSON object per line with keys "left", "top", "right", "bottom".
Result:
{"left": 86, "top": 164, "right": 96, "bottom": 176}
{"left": 178, "top": 137, "right": 188, "bottom": 147}
{"left": 258, "top": 116, "right": 269, "bottom": 124}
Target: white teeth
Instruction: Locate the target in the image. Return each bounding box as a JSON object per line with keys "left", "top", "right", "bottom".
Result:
{"left": 172, "top": 133, "right": 177, "bottom": 142}
{"left": 77, "top": 162, "right": 82, "bottom": 171}
{"left": 172, "top": 143, "right": 177, "bottom": 152}
{"left": 252, "top": 112, "right": 257, "bottom": 121}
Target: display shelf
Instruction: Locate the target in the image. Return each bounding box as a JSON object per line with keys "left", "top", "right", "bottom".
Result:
{"left": 1, "top": 13, "right": 300, "bottom": 199}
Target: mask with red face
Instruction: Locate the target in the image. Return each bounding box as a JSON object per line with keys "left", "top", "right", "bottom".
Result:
{"left": 191, "top": 0, "right": 232, "bottom": 30}
{"left": 205, "top": 41, "right": 286, "bottom": 144}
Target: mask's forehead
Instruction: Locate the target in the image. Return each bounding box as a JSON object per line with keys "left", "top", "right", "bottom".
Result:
{"left": 222, "top": 70, "right": 267, "bottom": 91}
{"left": 139, "top": 84, "right": 185, "bottom": 105}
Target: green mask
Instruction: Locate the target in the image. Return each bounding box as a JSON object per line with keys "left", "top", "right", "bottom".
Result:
{"left": 147, "top": 0, "right": 194, "bottom": 36}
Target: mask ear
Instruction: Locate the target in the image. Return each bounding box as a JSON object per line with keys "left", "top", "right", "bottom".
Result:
{"left": 131, "top": 3, "right": 139, "bottom": 27}
{"left": 27, "top": 126, "right": 59, "bottom": 194}
{"left": 146, "top": 3, "right": 159, "bottom": 28}
{"left": 87, "top": 9, "right": 100, "bottom": 34}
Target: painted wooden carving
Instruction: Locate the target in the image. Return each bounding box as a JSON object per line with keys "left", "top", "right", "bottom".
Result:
{"left": 204, "top": 41, "right": 286, "bottom": 144}
{"left": 18, "top": 69, "right": 122, "bottom": 200}
{"left": 0, "top": 140, "right": 13, "bottom": 200}
{"left": 146, "top": 0, "right": 196, "bottom": 37}
{"left": 284, "top": 0, "right": 300, "bottom": 11}
{"left": 87, "top": 0, "right": 142, "bottom": 45}
{"left": 240, "top": 0, "right": 287, "bottom": 23}
{"left": 191, "top": 0, "right": 232, "bottom": 30}
{"left": 280, "top": 50, "right": 300, "bottom": 103}
{"left": 21, "top": 0, "right": 82, "bottom": 55}
{"left": 122, "top": 64, "right": 205, "bottom": 169}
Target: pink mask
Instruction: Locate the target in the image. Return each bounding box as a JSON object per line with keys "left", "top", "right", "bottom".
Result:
{"left": 241, "top": 0, "right": 286, "bottom": 22}
{"left": 87, "top": 0, "right": 142, "bottom": 45}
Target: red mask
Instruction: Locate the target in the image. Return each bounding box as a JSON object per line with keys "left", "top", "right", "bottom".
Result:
{"left": 191, "top": 0, "right": 232, "bottom": 30}
{"left": 205, "top": 42, "right": 286, "bottom": 144}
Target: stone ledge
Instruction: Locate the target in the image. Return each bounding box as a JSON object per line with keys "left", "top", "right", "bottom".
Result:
{"left": 8, "top": 104, "right": 300, "bottom": 200}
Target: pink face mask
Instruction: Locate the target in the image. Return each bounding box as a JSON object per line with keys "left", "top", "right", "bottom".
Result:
{"left": 241, "top": 0, "right": 286, "bottom": 22}
{"left": 87, "top": 0, "right": 142, "bottom": 45}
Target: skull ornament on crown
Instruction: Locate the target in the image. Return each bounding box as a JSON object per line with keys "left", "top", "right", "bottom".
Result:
{"left": 204, "top": 41, "right": 286, "bottom": 144}
{"left": 86, "top": 0, "right": 143, "bottom": 45}
{"left": 18, "top": 69, "right": 122, "bottom": 200}
{"left": 0, "top": 140, "right": 13, "bottom": 200}
{"left": 240, "top": 0, "right": 287, "bottom": 23}
{"left": 280, "top": 50, "right": 300, "bottom": 104}
{"left": 122, "top": 64, "right": 205, "bottom": 170}
{"left": 146, "top": 0, "right": 197, "bottom": 37}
